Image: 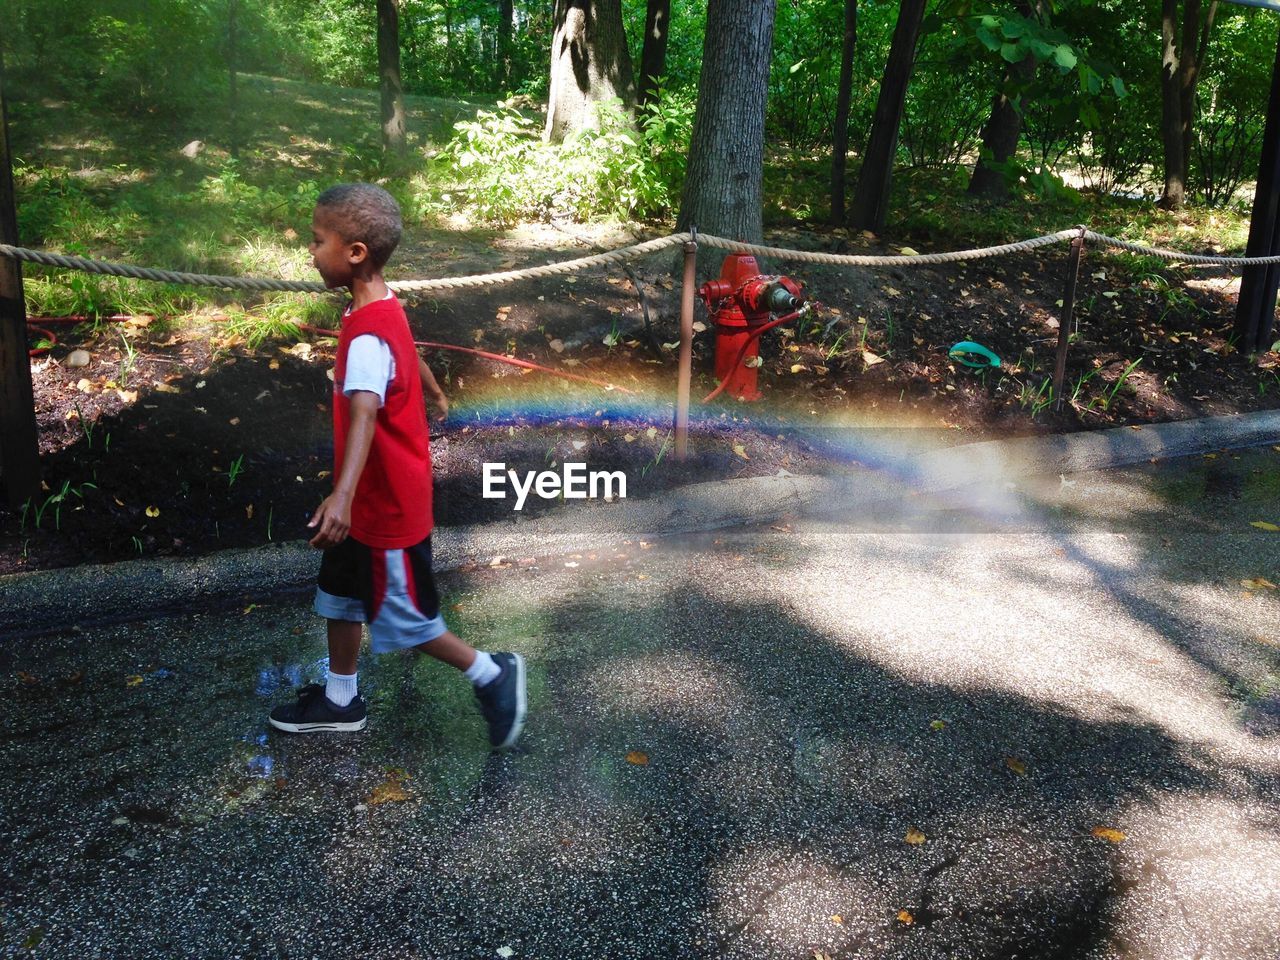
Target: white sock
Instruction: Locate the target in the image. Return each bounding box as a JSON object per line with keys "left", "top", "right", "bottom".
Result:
{"left": 464, "top": 651, "right": 500, "bottom": 688}
{"left": 326, "top": 670, "right": 358, "bottom": 707}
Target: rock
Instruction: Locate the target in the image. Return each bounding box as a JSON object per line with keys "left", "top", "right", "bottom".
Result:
{"left": 180, "top": 140, "right": 204, "bottom": 159}
{"left": 66, "top": 349, "right": 91, "bottom": 368}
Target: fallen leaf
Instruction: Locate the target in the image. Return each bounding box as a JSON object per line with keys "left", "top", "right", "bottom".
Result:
{"left": 1241, "top": 578, "right": 1277, "bottom": 591}
{"left": 896, "top": 910, "right": 915, "bottom": 926}
{"left": 368, "top": 779, "right": 411, "bottom": 805}
{"left": 243, "top": 604, "right": 257, "bottom": 614}
{"left": 15, "top": 670, "right": 38, "bottom": 685}
{"left": 625, "top": 751, "right": 649, "bottom": 766}
{"left": 930, "top": 719, "right": 946, "bottom": 732}
{"left": 1251, "top": 521, "right": 1280, "bottom": 532}
{"left": 268, "top": 359, "right": 280, "bottom": 370}
{"left": 229, "top": 417, "right": 240, "bottom": 426}
{"left": 1091, "top": 826, "right": 1126, "bottom": 843}
{"left": 245, "top": 505, "right": 254, "bottom": 519}
{"left": 623, "top": 433, "right": 636, "bottom": 442}
{"left": 125, "top": 675, "right": 144, "bottom": 687}
{"left": 145, "top": 505, "right": 160, "bottom": 518}
{"left": 733, "top": 444, "right": 750, "bottom": 460}
{"left": 829, "top": 915, "right": 844, "bottom": 925}
{"left": 744, "top": 355, "right": 764, "bottom": 368}
{"left": 496, "top": 948, "right": 515, "bottom": 959}
{"left": 562, "top": 358, "right": 581, "bottom": 367}
{"left": 884, "top": 286, "right": 902, "bottom": 297}
{"left": 646, "top": 427, "right": 658, "bottom": 439}
{"left": 76, "top": 378, "right": 94, "bottom": 393}
{"left": 905, "top": 827, "right": 926, "bottom": 845}
{"left": 899, "top": 246, "right": 920, "bottom": 257}
{"left": 692, "top": 321, "right": 707, "bottom": 333}
{"left": 790, "top": 363, "right": 808, "bottom": 374}
{"left": 1005, "top": 756, "right": 1028, "bottom": 776}
{"left": 862, "top": 350, "right": 885, "bottom": 367}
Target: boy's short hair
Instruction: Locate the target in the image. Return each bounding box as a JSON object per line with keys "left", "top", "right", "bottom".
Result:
{"left": 315, "top": 183, "right": 403, "bottom": 268}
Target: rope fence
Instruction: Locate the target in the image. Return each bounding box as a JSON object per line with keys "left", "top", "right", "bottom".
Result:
{"left": 4, "top": 225, "right": 1279, "bottom": 476}
{"left": 6, "top": 227, "right": 1280, "bottom": 295}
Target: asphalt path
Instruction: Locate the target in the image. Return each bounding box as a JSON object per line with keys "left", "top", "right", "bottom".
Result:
{"left": 2, "top": 446, "right": 1279, "bottom": 959}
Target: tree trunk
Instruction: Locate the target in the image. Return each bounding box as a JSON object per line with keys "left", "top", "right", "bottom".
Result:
{"left": 544, "top": 0, "right": 636, "bottom": 142}
{"left": 498, "top": 0, "right": 514, "bottom": 89}
{"left": 1158, "top": 0, "right": 1184, "bottom": 209}
{"left": 830, "top": 0, "right": 857, "bottom": 224}
{"left": 848, "top": 0, "right": 927, "bottom": 233}
{"left": 377, "top": 0, "right": 406, "bottom": 154}
{"left": 1179, "top": 0, "right": 1218, "bottom": 181}
{"left": 637, "top": 0, "right": 671, "bottom": 111}
{"left": 968, "top": 0, "right": 1042, "bottom": 201}
{"left": 676, "top": 0, "right": 777, "bottom": 244}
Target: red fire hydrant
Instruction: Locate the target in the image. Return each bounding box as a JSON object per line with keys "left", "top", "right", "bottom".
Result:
{"left": 698, "top": 254, "right": 806, "bottom": 401}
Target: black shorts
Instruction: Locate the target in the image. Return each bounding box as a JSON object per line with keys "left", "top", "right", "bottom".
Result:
{"left": 314, "top": 535, "right": 447, "bottom": 652}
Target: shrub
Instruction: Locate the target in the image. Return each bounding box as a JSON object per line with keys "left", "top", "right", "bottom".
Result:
{"left": 442, "top": 90, "right": 695, "bottom": 225}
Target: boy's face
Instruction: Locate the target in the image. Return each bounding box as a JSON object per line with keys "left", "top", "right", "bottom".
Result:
{"left": 309, "top": 208, "right": 365, "bottom": 289}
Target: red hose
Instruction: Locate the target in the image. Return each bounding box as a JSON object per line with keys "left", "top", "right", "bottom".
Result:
{"left": 24, "top": 314, "right": 638, "bottom": 396}
{"left": 298, "top": 324, "right": 637, "bottom": 396}
{"left": 701, "top": 309, "right": 804, "bottom": 403}
{"left": 25, "top": 315, "right": 134, "bottom": 357}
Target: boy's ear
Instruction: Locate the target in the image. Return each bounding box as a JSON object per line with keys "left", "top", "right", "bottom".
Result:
{"left": 346, "top": 240, "right": 370, "bottom": 266}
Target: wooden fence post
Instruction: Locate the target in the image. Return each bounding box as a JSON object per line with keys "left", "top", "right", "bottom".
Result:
{"left": 0, "top": 53, "right": 40, "bottom": 508}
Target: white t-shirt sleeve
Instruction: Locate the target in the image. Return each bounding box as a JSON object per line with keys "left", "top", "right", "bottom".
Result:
{"left": 343, "top": 334, "right": 396, "bottom": 406}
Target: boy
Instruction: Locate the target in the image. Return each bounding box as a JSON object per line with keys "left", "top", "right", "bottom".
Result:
{"left": 269, "top": 183, "right": 526, "bottom": 750}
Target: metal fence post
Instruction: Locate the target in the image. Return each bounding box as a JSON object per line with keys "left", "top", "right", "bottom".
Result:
{"left": 1053, "top": 227, "right": 1086, "bottom": 412}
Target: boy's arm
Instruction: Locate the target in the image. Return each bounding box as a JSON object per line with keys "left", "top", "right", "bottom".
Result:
{"left": 308, "top": 390, "right": 379, "bottom": 548}
{"left": 418, "top": 355, "right": 448, "bottom": 421}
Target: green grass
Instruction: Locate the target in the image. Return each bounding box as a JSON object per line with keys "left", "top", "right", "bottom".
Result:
{"left": 9, "top": 74, "right": 484, "bottom": 327}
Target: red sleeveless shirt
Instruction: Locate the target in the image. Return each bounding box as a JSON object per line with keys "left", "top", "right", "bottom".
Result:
{"left": 333, "top": 296, "right": 433, "bottom": 548}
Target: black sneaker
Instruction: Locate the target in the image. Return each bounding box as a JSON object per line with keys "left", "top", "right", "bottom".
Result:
{"left": 269, "top": 683, "right": 368, "bottom": 733}
{"left": 475, "top": 653, "right": 526, "bottom": 750}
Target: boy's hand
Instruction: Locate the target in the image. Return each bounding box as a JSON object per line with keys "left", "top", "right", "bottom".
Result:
{"left": 308, "top": 491, "right": 353, "bottom": 548}
{"left": 427, "top": 392, "right": 448, "bottom": 421}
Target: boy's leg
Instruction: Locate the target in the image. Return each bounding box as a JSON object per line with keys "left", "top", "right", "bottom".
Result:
{"left": 268, "top": 540, "right": 370, "bottom": 734}
{"left": 328, "top": 618, "right": 362, "bottom": 673}
{"left": 324, "top": 618, "right": 363, "bottom": 707}
{"left": 414, "top": 631, "right": 526, "bottom": 751}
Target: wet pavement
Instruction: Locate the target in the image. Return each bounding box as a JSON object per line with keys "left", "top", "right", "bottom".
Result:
{"left": 2, "top": 446, "right": 1279, "bottom": 959}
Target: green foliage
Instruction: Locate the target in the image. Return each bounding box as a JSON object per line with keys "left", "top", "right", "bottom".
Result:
{"left": 1191, "top": 10, "right": 1272, "bottom": 208}
{"left": 443, "top": 92, "right": 695, "bottom": 225}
